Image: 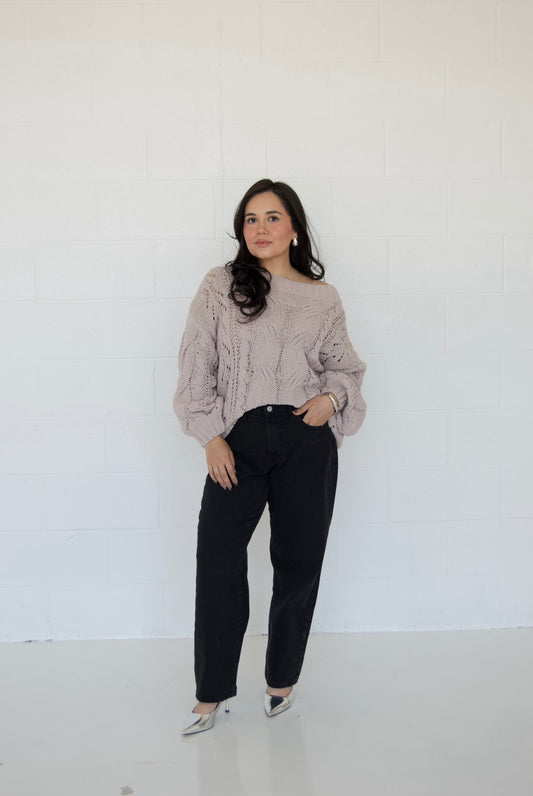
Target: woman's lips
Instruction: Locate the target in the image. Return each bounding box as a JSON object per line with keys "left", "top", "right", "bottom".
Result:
{"left": 255, "top": 241, "right": 271, "bottom": 247}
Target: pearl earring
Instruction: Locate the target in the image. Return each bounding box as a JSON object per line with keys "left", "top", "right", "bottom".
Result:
{"left": 292, "top": 237, "right": 298, "bottom": 247}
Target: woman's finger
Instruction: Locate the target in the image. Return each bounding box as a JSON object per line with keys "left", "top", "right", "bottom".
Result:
{"left": 227, "top": 462, "right": 238, "bottom": 486}
{"left": 221, "top": 458, "right": 238, "bottom": 488}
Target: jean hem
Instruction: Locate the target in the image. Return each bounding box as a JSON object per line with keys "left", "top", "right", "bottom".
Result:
{"left": 265, "top": 679, "right": 298, "bottom": 690}
{"left": 195, "top": 689, "right": 237, "bottom": 703}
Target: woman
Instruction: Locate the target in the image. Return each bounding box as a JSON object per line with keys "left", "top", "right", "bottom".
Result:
{"left": 173, "top": 179, "right": 366, "bottom": 735}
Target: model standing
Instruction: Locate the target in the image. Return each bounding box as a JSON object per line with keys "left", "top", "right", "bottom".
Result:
{"left": 173, "top": 179, "right": 367, "bottom": 735}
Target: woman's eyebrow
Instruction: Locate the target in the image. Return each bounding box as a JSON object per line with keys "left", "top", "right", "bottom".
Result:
{"left": 244, "top": 210, "right": 283, "bottom": 217}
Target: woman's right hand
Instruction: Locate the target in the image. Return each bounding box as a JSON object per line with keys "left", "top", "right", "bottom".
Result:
{"left": 205, "top": 435, "right": 238, "bottom": 491}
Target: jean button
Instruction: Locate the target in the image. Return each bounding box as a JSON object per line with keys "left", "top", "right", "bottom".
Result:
{"left": 266, "top": 405, "right": 273, "bottom": 412}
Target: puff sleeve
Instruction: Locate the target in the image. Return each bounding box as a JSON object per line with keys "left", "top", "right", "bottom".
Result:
{"left": 319, "top": 295, "right": 367, "bottom": 437}
{"left": 172, "top": 270, "right": 227, "bottom": 447}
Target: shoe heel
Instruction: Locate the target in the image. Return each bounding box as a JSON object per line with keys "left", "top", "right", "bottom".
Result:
{"left": 225, "top": 699, "right": 230, "bottom": 713}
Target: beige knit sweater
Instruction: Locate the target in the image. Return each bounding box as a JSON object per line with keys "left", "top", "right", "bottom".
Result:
{"left": 173, "top": 265, "right": 367, "bottom": 449}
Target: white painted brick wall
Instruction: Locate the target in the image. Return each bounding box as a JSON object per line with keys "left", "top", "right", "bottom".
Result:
{"left": 1, "top": 0, "right": 532, "bottom": 641}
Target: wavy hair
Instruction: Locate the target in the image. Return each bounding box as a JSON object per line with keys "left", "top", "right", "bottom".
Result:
{"left": 226, "top": 179, "right": 325, "bottom": 320}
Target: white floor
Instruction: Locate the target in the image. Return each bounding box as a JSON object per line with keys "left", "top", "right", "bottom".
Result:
{"left": 1, "top": 629, "right": 532, "bottom": 796}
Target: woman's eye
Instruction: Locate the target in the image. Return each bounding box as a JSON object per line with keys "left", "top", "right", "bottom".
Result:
{"left": 268, "top": 216, "right": 279, "bottom": 222}
{"left": 246, "top": 218, "right": 256, "bottom": 224}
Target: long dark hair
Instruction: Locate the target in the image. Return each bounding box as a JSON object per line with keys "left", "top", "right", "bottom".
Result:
{"left": 226, "top": 179, "right": 326, "bottom": 320}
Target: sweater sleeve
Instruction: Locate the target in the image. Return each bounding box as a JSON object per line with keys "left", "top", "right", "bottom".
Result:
{"left": 172, "top": 269, "right": 227, "bottom": 447}
{"left": 319, "top": 296, "right": 367, "bottom": 437}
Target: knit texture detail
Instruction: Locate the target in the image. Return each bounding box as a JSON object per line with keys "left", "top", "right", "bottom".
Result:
{"left": 173, "top": 266, "right": 367, "bottom": 448}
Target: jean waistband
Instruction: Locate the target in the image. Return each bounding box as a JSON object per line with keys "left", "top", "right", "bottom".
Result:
{"left": 240, "top": 404, "right": 298, "bottom": 423}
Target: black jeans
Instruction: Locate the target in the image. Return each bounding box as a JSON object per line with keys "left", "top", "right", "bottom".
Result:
{"left": 194, "top": 404, "right": 338, "bottom": 703}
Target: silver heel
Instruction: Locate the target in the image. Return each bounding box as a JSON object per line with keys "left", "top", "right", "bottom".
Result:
{"left": 264, "top": 687, "right": 293, "bottom": 717}
{"left": 182, "top": 699, "right": 230, "bottom": 736}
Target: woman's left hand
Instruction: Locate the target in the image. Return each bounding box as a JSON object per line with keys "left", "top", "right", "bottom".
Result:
{"left": 293, "top": 394, "right": 336, "bottom": 426}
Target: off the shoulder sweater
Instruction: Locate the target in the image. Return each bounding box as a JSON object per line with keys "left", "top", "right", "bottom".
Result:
{"left": 173, "top": 265, "right": 367, "bottom": 449}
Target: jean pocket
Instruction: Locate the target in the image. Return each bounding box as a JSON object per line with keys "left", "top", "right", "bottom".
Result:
{"left": 298, "top": 414, "right": 328, "bottom": 430}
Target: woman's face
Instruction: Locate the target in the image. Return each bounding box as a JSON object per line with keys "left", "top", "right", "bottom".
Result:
{"left": 242, "top": 191, "right": 296, "bottom": 268}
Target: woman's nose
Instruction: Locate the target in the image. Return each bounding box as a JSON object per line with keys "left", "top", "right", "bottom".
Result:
{"left": 256, "top": 218, "right": 267, "bottom": 234}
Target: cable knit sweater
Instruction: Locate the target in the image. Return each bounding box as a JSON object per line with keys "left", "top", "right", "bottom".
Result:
{"left": 173, "top": 265, "right": 367, "bottom": 449}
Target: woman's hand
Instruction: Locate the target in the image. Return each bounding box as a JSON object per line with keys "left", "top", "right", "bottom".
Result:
{"left": 205, "top": 435, "right": 238, "bottom": 490}
{"left": 292, "top": 394, "right": 336, "bottom": 426}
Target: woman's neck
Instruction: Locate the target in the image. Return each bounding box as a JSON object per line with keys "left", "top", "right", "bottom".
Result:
{"left": 262, "top": 263, "right": 301, "bottom": 280}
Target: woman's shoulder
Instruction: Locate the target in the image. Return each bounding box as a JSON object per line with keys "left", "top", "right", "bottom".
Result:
{"left": 201, "top": 264, "right": 230, "bottom": 283}
{"left": 301, "top": 276, "right": 331, "bottom": 287}
{"left": 194, "top": 265, "right": 232, "bottom": 296}
{"left": 269, "top": 270, "right": 341, "bottom": 303}
{"left": 189, "top": 266, "right": 231, "bottom": 319}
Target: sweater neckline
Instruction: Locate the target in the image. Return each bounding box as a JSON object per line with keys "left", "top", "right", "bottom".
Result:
{"left": 268, "top": 271, "right": 335, "bottom": 296}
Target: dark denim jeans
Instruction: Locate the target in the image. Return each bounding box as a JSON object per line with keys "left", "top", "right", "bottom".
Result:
{"left": 194, "top": 404, "right": 339, "bottom": 703}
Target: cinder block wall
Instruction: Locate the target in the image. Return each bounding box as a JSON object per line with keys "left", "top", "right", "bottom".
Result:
{"left": 1, "top": 1, "right": 532, "bottom": 641}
